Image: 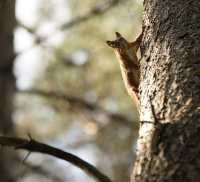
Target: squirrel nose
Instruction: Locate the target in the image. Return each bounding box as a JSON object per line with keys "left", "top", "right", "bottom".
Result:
{"left": 106, "top": 40, "right": 114, "bottom": 47}
{"left": 106, "top": 40, "right": 119, "bottom": 48}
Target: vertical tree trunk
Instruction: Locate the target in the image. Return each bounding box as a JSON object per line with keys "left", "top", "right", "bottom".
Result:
{"left": 132, "top": 0, "right": 200, "bottom": 181}
{"left": 0, "top": 0, "right": 17, "bottom": 181}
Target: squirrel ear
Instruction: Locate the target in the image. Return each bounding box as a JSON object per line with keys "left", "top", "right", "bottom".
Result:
{"left": 115, "top": 32, "right": 122, "bottom": 38}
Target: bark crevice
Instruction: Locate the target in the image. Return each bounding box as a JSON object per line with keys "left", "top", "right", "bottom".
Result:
{"left": 132, "top": 0, "right": 200, "bottom": 181}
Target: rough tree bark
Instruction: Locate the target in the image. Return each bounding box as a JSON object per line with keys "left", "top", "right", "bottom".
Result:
{"left": 132, "top": 0, "right": 200, "bottom": 182}
{"left": 0, "top": 0, "right": 17, "bottom": 181}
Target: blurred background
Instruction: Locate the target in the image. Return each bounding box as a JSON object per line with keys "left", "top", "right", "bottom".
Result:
{"left": 13, "top": 0, "right": 142, "bottom": 181}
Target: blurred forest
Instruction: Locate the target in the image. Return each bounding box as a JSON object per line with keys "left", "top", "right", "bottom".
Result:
{"left": 13, "top": 0, "right": 143, "bottom": 181}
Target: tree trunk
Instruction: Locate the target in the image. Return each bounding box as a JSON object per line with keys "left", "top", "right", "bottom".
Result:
{"left": 0, "top": 0, "right": 17, "bottom": 181}
{"left": 132, "top": 0, "right": 200, "bottom": 181}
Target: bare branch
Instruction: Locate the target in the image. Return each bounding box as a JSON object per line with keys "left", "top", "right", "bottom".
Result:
{"left": 17, "top": 0, "right": 125, "bottom": 49}
{"left": 60, "top": 0, "right": 123, "bottom": 30}
{"left": 17, "top": 21, "right": 36, "bottom": 34}
{"left": 0, "top": 136, "right": 112, "bottom": 182}
{"left": 19, "top": 88, "right": 138, "bottom": 128}
{"left": 14, "top": 0, "right": 128, "bottom": 67}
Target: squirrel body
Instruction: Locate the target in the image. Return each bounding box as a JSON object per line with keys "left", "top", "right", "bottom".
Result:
{"left": 106, "top": 32, "right": 143, "bottom": 110}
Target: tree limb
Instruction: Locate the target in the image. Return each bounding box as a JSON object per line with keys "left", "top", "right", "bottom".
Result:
{"left": 60, "top": 0, "right": 123, "bottom": 30}
{"left": 0, "top": 136, "right": 112, "bottom": 182}
{"left": 17, "top": 0, "right": 125, "bottom": 48}
{"left": 19, "top": 88, "right": 138, "bottom": 128}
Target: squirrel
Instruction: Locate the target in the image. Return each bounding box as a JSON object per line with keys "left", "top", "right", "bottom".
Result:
{"left": 106, "top": 31, "right": 143, "bottom": 110}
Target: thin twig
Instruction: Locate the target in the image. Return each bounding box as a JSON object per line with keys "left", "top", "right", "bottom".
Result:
{"left": 140, "top": 120, "right": 154, "bottom": 124}
{"left": 60, "top": 0, "right": 123, "bottom": 30}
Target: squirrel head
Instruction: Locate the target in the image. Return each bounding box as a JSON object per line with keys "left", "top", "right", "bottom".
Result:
{"left": 106, "top": 32, "right": 129, "bottom": 50}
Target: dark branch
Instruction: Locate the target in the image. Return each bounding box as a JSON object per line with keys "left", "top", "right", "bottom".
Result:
{"left": 0, "top": 136, "right": 112, "bottom": 182}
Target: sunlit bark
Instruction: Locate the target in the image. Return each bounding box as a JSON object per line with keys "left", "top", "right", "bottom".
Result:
{"left": 132, "top": 0, "right": 200, "bottom": 181}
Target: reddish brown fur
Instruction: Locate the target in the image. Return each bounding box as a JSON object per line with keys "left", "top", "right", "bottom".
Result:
{"left": 107, "top": 32, "right": 143, "bottom": 110}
